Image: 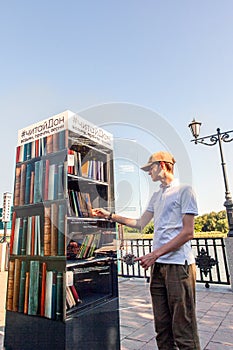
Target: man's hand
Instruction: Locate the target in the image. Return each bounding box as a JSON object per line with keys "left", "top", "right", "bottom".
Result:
{"left": 92, "top": 208, "right": 110, "bottom": 219}
{"left": 135, "top": 251, "right": 158, "bottom": 270}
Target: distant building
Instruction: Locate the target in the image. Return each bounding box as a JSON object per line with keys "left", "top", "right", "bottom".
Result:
{"left": 0, "top": 207, "right": 13, "bottom": 240}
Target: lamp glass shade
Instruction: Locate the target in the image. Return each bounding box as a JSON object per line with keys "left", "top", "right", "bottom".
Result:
{"left": 188, "top": 119, "right": 202, "bottom": 139}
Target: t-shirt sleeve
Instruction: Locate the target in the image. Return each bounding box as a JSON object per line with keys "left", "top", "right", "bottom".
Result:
{"left": 146, "top": 193, "right": 156, "bottom": 213}
{"left": 180, "top": 186, "right": 198, "bottom": 216}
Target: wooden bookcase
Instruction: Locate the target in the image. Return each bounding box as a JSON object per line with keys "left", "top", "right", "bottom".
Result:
{"left": 4, "top": 110, "right": 120, "bottom": 350}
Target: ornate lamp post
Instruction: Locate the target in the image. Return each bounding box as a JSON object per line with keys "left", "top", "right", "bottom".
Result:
{"left": 188, "top": 119, "right": 233, "bottom": 237}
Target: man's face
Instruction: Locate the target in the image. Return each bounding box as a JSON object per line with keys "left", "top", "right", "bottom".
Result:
{"left": 148, "top": 162, "right": 162, "bottom": 182}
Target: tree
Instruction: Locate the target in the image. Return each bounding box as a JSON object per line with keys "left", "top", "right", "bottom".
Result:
{"left": 194, "top": 210, "right": 228, "bottom": 234}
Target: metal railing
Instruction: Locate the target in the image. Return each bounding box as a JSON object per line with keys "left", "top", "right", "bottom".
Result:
{"left": 118, "top": 237, "right": 231, "bottom": 288}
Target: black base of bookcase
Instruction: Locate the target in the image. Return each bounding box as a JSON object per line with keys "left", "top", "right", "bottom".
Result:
{"left": 4, "top": 311, "right": 65, "bottom": 350}
{"left": 5, "top": 297, "right": 120, "bottom": 350}
{"left": 66, "top": 297, "right": 120, "bottom": 350}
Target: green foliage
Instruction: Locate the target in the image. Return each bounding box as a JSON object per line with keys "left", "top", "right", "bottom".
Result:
{"left": 142, "top": 221, "right": 154, "bottom": 235}
{"left": 121, "top": 225, "right": 140, "bottom": 233}
{"left": 119, "top": 210, "right": 228, "bottom": 236}
{"left": 194, "top": 210, "right": 228, "bottom": 234}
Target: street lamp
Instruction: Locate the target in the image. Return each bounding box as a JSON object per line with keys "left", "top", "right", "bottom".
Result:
{"left": 188, "top": 119, "right": 233, "bottom": 237}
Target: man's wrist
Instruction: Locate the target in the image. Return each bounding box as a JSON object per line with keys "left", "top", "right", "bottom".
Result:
{"left": 107, "top": 212, "right": 113, "bottom": 220}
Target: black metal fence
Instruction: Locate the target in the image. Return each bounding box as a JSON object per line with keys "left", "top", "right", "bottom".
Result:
{"left": 118, "top": 237, "right": 231, "bottom": 288}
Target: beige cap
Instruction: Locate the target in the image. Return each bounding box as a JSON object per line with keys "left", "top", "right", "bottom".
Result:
{"left": 141, "top": 151, "right": 176, "bottom": 171}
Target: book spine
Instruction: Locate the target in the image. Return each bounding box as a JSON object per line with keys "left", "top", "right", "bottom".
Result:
{"left": 40, "top": 262, "right": 47, "bottom": 317}
{"left": 56, "top": 272, "right": 63, "bottom": 320}
{"left": 57, "top": 163, "right": 64, "bottom": 199}
{"left": 24, "top": 271, "right": 30, "bottom": 314}
{"left": 14, "top": 166, "right": 21, "bottom": 206}
{"left": 12, "top": 258, "right": 21, "bottom": 311}
{"left": 28, "top": 260, "right": 40, "bottom": 315}
{"left": 6, "top": 260, "right": 15, "bottom": 310}
{"left": 44, "top": 206, "right": 51, "bottom": 256}
{"left": 9, "top": 212, "right": 16, "bottom": 255}
{"left": 19, "top": 163, "right": 26, "bottom": 206}
{"left": 44, "top": 270, "right": 53, "bottom": 319}
{"left": 18, "top": 260, "right": 27, "bottom": 313}
{"left": 46, "top": 135, "right": 53, "bottom": 154}
{"left": 57, "top": 204, "right": 65, "bottom": 256}
{"left": 50, "top": 203, "right": 58, "bottom": 256}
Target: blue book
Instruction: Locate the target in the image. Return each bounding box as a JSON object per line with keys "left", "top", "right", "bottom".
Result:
{"left": 58, "top": 130, "right": 65, "bottom": 150}
{"left": 34, "top": 160, "right": 43, "bottom": 203}
{"left": 24, "top": 163, "right": 32, "bottom": 204}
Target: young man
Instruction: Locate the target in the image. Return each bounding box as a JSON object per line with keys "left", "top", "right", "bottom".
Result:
{"left": 92, "top": 151, "right": 201, "bottom": 350}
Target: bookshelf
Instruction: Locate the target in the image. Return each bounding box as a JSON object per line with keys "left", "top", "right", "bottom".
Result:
{"left": 4, "top": 110, "right": 120, "bottom": 350}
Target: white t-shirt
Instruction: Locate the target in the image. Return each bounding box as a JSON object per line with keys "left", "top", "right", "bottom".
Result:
{"left": 146, "top": 179, "right": 198, "bottom": 265}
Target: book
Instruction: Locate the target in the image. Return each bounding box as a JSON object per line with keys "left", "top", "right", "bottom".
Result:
{"left": 56, "top": 272, "right": 63, "bottom": 320}
{"left": 34, "top": 160, "right": 43, "bottom": 203}
{"left": 12, "top": 258, "right": 21, "bottom": 311}
{"left": 44, "top": 206, "right": 51, "bottom": 256}
{"left": 6, "top": 260, "right": 15, "bottom": 310}
{"left": 81, "top": 160, "right": 89, "bottom": 177}
{"left": 14, "top": 166, "right": 21, "bottom": 206}
{"left": 40, "top": 262, "right": 47, "bottom": 317}
{"left": 53, "top": 132, "right": 59, "bottom": 152}
{"left": 66, "top": 286, "right": 75, "bottom": 309}
{"left": 9, "top": 212, "right": 16, "bottom": 255}
{"left": 48, "top": 164, "right": 56, "bottom": 200}
{"left": 24, "top": 163, "right": 32, "bottom": 204}
{"left": 51, "top": 271, "right": 57, "bottom": 319}
{"left": 20, "top": 217, "right": 28, "bottom": 255}
{"left": 58, "top": 130, "right": 65, "bottom": 150}
{"left": 44, "top": 270, "right": 53, "bottom": 319}
{"left": 24, "top": 272, "right": 30, "bottom": 314}
{"left": 29, "top": 170, "right": 35, "bottom": 204}
{"left": 19, "top": 163, "right": 26, "bottom": 205}
{"left": 18, "top": 260, "right": 27, "bottom": 313}
{"left": 12, "top": 217, "right": 21, "bottom": 255}
{"left": 51, "top": 203, "right": 58, "bottom": 256}
{"left": 57, "top": 204, "right": 65, "bottom": 256}
{"left": 57, "top": 163, "right": 64, "bottom": 199}
{"left": 26, "top": 216, "right": 32, "bottom": 255}
{"left": 46, "top": 135, "right": 53, "bottom": 154}
{"left": 83, "top": 234, "right": 94, "bottom": 258}
{"left": 43, "top": 159, "right": 50, "bottom": 201}
{"left": 30, "top": 216, "right": 36, "bottom": 256}
{"left": 28, "top": 260, "right": 40, "bottom": 315}
{"left": 35, "top": 215, "right": 41, "bottom": 256}
{"left": 70, "top": 284, "right": 81, "bottom": 304}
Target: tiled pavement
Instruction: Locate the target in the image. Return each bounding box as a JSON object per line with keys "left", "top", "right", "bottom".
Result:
{"left": 119, "top": 278, "right": 233, "bottom": 350}
{"left": 1, "top": 272, "right": 233, "bottom": 349}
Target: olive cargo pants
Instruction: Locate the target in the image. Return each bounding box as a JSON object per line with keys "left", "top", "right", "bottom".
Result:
{"left": 150, "top": 263, "right": 201, "bottom": 350}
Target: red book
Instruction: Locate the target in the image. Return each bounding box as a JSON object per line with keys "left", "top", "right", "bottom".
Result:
{"left": 35, "top": 139, "right": 39, "bottom": 157}
{"left": 70, "top": 285, "right": 81, "bottom": 303}
{"left": 16, "top": 146, "right": 20, "bottom": 163}
{"left": 40, "top": 262, "right": 47, "bottom": 316}
{"left": 24, "top": 272, "right": 30, "bottom": 314}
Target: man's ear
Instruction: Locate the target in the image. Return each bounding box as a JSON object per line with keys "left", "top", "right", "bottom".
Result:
{"left": 159, "top": 161, "right": 166, "bottom": 170}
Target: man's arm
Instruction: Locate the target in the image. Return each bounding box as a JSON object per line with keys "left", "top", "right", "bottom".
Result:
{"left": 136, "top": 213, "right": 195, "bottom": 269}
{"left": 92, "top": 208, "right": 153, "bottom": 230}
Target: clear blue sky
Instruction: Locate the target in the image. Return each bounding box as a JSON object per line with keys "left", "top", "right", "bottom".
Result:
{"left": 1, "top": 0, "right": 233, "bottom": 216}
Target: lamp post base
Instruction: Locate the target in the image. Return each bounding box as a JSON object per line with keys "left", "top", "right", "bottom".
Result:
{"left": 225, "top": 236, "right": 233, "bottom": 290}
